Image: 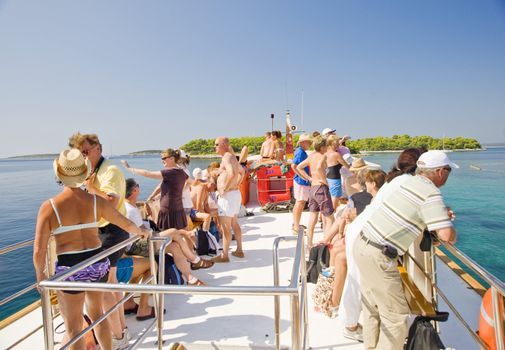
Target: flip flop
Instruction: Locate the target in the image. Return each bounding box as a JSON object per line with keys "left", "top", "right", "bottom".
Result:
{"left": 231, "top": 250, "right": 245, "bottom": 258}
{"left": 188, "top": 279, "right": 206, "bottom": 286}
{"left": 136, "top": 307, "right": 166, "bottom": 321}
{"left": 190, "top": 259, "right": 214, "bottom": 270}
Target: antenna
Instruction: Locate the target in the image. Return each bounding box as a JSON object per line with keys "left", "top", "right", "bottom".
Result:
{"left": 285, "top": 81, "right": 289, "bottom": 110}
{"left": 301, "top": 90, "right": 304, "bottom": 131}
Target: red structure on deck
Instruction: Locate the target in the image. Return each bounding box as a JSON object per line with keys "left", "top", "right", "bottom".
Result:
{"left": 256, "top": 165, "right": 294, "bottom": 206}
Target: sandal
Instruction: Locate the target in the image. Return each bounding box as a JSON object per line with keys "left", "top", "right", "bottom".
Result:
{"left": 211, "top": 254, "right": 230, "bottom": 263}
{"left": 188, "top": 279, "right": 206, "bottom": 286}
{"left": 231, "top": 250, "right": 245, "bottom": 258}
{"left": 190, "top": 259, "right": 214, "bottom": 270}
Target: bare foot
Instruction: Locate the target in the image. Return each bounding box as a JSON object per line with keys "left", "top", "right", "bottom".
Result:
{"left": 231, "top": 250, "right": 245, "bottom": 258}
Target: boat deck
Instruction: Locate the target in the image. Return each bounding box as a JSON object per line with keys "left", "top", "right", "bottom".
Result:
{"left": 1, "top": 205, "right": 484, "bottom": 349}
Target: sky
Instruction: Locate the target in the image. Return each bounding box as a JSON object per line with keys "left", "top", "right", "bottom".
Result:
{"left": 1, "top": 0, "right": 505, "bottom": 158}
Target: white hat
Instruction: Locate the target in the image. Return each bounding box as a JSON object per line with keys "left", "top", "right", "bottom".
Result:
{"left": 53, "top": 149, "right": 91, "bottom": 188}
{"left": 321, "top": 128, "right": 336, "bottom": 136}
{"left": 192, "top": 167, "right": 203, "bottom": 180}
{"left": 416, "top": 150, "right": 459, "bottom": 169}
{"left": 201, "top": 169, "right": 209, "bottom": 181}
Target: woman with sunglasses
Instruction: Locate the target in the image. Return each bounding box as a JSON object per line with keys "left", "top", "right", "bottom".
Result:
{"left": 121, "top": 149, "right": 213, "bottom": 278}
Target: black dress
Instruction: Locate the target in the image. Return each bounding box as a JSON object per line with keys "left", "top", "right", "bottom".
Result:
{"left": 157, "top": 168, "right": 188, "bottom": 230}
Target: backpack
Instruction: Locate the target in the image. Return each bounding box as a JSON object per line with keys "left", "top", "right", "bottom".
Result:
{"left": 209, "top": 220, "right": 221, "bottom": 243}
{"left": 404, "top": 312, "right": 449, "bottom": 350}
{"left": 157, "top": 254, "right": 184, "bottom": 285}
{"left": 195, "top": 228, "right": 221, "bottom": 256}
{"left": 306, "top": 244, "right": 330, "bottom": 284}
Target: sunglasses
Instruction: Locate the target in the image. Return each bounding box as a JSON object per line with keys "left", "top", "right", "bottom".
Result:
{"left": 161, "top": 156, "right": 168, "bottom": 161}
{"left": 214, "top": 143, "right": 220, "bottom": 147}
{"left": 81, "top": 144, "right": 98, "bottom": 156}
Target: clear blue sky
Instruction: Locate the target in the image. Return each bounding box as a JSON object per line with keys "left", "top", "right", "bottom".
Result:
{"left": 1, "top": 0, "right": 504, "bottom": 157}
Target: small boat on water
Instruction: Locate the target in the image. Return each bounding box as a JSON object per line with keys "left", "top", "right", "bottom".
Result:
{"left": 470, "top": 164, "right": 482, "bottom": 171}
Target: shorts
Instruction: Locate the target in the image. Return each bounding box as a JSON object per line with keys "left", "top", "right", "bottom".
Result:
{"left": 190, "top": 208, "right": 198, "bottom": 221}
{"left": 293, "top": 182, "right": 310, "bottom": 202}
{"left": 217, "top": 190, "right": 242, "bottom": 217}
{"left": 99, "top": 223, "right": 130, "bottom": 267}
{"left": 56, "top": 247, "right": 110, "bottom": 294}
{"left": 327, "top": 178, "right": 343, "bottom": 198}
{"left": 126, "top": 239, "right": 150, "bottom": 257}
{"left": 116, "top": 257, "right": 134, "bottom": 283}
{"left": 308, "top": 185, "right": 334, "bottom": 217}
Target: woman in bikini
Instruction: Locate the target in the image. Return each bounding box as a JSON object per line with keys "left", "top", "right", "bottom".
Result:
{"left": 33, "top": 149, "right": 150, "bottom": 350}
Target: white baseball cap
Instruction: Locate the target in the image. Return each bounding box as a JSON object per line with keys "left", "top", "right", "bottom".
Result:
{"left": 416, "top": 150, "right": 459, "bottom": 169}
{"left": 192, "top": 167, "right": 203, "bottom": 180}
{"left": 321, "top": 128, "right": 336, "bottom": 136}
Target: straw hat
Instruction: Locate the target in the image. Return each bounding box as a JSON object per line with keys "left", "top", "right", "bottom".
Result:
{"left": 297, "top": 133, "right": 312, "bottom": 145}
{"left": 349, "top": 158, "right": 368, "bottom": 172}
{"left": 53, "top": 149, "right": 91, "bottom": 188}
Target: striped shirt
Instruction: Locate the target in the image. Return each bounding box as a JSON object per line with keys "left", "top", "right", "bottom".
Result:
{"left": 362, "top": 175, "right": 453, "bottom": 254}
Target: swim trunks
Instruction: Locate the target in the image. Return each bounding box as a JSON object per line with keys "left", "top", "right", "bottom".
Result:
{"left": 217, "top": 190, "right": 242, "bottom": 217}
{"left": 116, "top": 257, "right": 134, "bottom": 283}
{"left": 308, "top": 185, "right": 334, "bottom": 217}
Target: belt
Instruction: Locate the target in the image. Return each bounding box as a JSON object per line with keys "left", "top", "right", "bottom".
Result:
{"left": 360, "top": 231, "right": 399, "bottom": 259}
{"left": 359, "top": 231, "right": 384, "bottom": 250}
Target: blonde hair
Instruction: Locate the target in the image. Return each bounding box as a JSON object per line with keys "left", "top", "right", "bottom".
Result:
{"left": 312, "top": 136, "right": 327, "bottom": 152}
{"left": 326, "top": 135, "right": 340, "bottom": 149}
{"left": 69, "top": 132, "right": 100, "bottom": 148}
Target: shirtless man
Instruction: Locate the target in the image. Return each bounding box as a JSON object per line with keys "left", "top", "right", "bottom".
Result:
{"left": 213, "top": 137, "right": 245, "bottom": 262}
{"left": 296, "top": 136, "right": 335, "bottom": 247}
{"left": 260, "top": 131, "right": 274, "bottom": 160}
{"left": 190, "top": 168, "right": 212, "bottom": 232}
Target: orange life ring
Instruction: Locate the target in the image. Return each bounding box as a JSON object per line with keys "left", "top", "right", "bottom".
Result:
{"left": 478, "top": 288, "right": 500, "bottom": 350}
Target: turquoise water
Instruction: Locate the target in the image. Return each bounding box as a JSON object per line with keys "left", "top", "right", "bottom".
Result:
{"left": 1, "top": 150, "right": 504, "bottom": 320}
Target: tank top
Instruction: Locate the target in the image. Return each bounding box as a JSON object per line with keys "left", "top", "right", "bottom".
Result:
{"left": 327, "top": 164, "right": 342, "bottom": 180}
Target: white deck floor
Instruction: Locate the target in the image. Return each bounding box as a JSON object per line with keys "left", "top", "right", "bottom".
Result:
{"left": 1, "top": 205, "right": 484, "bottom": 349}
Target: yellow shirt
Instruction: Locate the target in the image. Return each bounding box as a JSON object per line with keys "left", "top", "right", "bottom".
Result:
{"left": 93, "top": 159, "right": 126, "bottom": 227}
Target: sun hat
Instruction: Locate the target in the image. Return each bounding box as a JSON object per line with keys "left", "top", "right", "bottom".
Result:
{"left": 296, "top": 133, "right": 312, "bottom": 145}
{"left": 192, "top": 167, "right": 203, "bottom": 180}
{"left": 349, "top": 158, "right": 368, "bottom": 172}
{"left": 321, "top": 128, "right": 336, "bottom": 136}
{"left": 201, "top": 169, "right": 209, "bottom": 181}
{"left": 416, "top": 150, "right": 459, "bottom": 169}
{"left": 53, "top": 149, "right": 91, "bottom": 188}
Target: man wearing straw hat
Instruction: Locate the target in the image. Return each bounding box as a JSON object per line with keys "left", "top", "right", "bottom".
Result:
{"left": 291, "top": 133, "right": 312, "bottom": 234}
{"left": 353, "top": 150, "right": 458, "bottom": 349}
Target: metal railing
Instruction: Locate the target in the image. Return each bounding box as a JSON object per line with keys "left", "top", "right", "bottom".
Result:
{"left": 38, "top": 228, "right": 309, "bottom": 350}
{"left": 403, "top": 241, "right": 505, "bottom": 350}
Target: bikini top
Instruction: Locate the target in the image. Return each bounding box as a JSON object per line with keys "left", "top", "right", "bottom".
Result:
{"left": 49, "top": 194, "right": 98, "bottom": 235}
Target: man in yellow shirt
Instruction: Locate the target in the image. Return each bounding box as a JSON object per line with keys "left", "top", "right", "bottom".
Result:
{"left": 69, "top": 132, "right": 131, "bottom": 348}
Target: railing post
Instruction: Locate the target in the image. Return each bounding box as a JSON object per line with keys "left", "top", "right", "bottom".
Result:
{"left": 273, "top": 237, "right": 282, "bottom": 350}
{"left": 291, "top": 294, "right": 301, "bottom": 350}
{"left": 41, "top": 286, "right": 54, "bottom": 350}
{"left": 156, "top": 240, "right": 171, "bottom": 349}
{"left": 491, "top": 287, "right": 505, "bottom": 350}
{"left": 300, "top": 232, "right": 309, "bottom": 349}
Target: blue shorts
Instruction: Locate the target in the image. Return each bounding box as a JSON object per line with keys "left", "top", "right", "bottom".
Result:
{"left": 116, "top": 257, "right": 133, "bottom": 283}
{"left": 327, "top": 178, "right": 343, "bottom": 198}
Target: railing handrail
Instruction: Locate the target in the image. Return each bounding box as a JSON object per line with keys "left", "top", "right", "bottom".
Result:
{"left": 0, "top": 238, "right": 34, "bottom": 255}
{"left": 439, "top": 241, "right": 505, "bottom": 295}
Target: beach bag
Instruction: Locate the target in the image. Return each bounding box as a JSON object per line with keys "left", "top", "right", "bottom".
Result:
{"left": 404, "top": 312, "right": 449, "bottom": 350}
{"left": 306, "top": 244, "right": 330, "bottom": 284}
{"left": 312, "top": 267, "right": 335, "bottom": 318}
{"left": 195, "top": 229, "right": 221, "bottom": 256}
{"left": 158, "top": 254, "right": 184, "bottom": 285}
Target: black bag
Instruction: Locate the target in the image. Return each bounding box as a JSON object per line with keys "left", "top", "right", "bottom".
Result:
{"left": 404, "top": 312, "right": 449, "bottom": 350}
{"left": 195, "top": 228, "right": 220, "bottom": 256}
{"left": 306, "top": 244, "right": 330, "bottom": 284}
{"left": 156, "top": 254, "right": 185, "bottom": 285}
{"left": 419, "top": 229, "right": 433, "bottom": 252}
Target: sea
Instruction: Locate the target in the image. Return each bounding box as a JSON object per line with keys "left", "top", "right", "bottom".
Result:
{"left": 1, "top": 149, "right": 504, "bottom": 320}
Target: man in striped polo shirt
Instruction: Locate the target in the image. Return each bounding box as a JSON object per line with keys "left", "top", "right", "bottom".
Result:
{"left": 353, "top": 150, "right": 458, "bottom": 349}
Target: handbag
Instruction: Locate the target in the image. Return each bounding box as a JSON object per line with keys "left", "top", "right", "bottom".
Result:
{"left": 312, "top": 267, "right": 336, "bottom": 318}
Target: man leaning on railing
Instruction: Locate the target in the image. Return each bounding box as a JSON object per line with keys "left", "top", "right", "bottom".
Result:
{"left": 353, "top": 150, "right": 458, "bottom": 350}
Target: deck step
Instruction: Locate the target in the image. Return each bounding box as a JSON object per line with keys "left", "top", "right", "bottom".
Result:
{"left": 170, "top": 343, "right": 286, "bottom": 350}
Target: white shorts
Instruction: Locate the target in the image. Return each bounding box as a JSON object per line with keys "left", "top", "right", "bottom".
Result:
{"left": 293, "top": 182, "right": 310, "bottom": 202}
{"left": 217, "top": 190, "right": 242, "bottom": 217}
